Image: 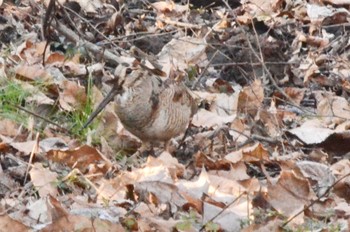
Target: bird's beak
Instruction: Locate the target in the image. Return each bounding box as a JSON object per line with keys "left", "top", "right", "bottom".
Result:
{"left": 82, "top": 86, "right": 118, "bottom": 129}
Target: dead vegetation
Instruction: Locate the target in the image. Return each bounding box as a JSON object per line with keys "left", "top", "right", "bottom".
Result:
{"left": 0, "top": 0, "right": 350, "bottom": 231}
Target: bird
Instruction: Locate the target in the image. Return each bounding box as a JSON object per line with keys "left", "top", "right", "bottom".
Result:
{"left": 82, "top": 57, "right": 197, "bottom": 153}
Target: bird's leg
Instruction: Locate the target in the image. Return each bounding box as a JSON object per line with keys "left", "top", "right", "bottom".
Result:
{"left": 139, "top": 141, "right": 154, "bottom": 157}
{"left": 164, "top": 140, "right": 171, "bottom": 153}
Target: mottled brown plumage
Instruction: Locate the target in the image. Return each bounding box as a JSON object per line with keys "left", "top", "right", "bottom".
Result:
{"left": 83, "top": 61, "right": 196, "bottom": 150}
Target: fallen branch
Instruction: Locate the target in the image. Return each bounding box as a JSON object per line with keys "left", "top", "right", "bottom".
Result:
{"left": 51, "top": 20, "right": 123, "bottom": 66}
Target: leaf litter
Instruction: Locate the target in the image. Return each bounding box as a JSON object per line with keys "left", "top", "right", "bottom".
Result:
{"left": 0, "top": 0, "right": 350, "bottom": 231}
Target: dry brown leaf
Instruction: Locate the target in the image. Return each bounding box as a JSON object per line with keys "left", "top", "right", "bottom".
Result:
{"left": 58, "top": 79, "right": 86, "bottom": 111}
{"left": 30, "top": 163, "right": 59, "bottom": 197}
{"left": 194, "top": 152, "right": 231, "bottom": 170}
{"left": 274, "top": 87, "right": 305, "bottom": 106}
{"left": 46, "top": 145, "right": 112, "bottom": 174}
{"left": 15, "top": 64, "right": 53, "bottom": 83}
{"left": 0, "top": 119, "right": 20, "bottom": 137}
{"left": 242, "top": 143, "right": 270, "bottom": 162}
{"left": 237, "top": 79, "right": 264, "bottom": 116}
{"left": 45, "top": 52, "right": 65, "bottom": 64}
{"left": 0, "top": 214, "right": 29, "bottom": 231}
{"left": 267, "top": 171, "right": 315, "bottom": 218}
{"left": 151, "top": 1, "right": 188, "bottom": 15}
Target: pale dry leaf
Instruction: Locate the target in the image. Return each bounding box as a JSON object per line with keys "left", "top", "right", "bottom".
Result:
{"left": 192, "top": 108, "right": 235, "bottom": 128}
{"left": 307, "top": 4, "right": 349, "bottom": 24}
{"left": 93, "top": 179, "right": 128, "bottom": 204}
{"left": 325, "top": 0, "right": 350, "bottom": 4}
{"left": 225, "top": 150, "right": 243, "bottom": 164}
{"left": 41, "top": 214, "right": 124, "bottom": 232}
{"left": 331, "top": 159, "right": 350, "bottom": 176}
{"left": 207, "top": 173, "right": 249, "bottom": 203}
{"left": 139, "top": 217, "right": 179, "bottom": 232}
{"left": 27, "top": 198, "right": 50, "bottom": 224}
{"left": 203, "top": 201, "right": 244, "bottom": 232}
{"left": 20, "top": 81, "right": 55, "bottom": 105}
{"left": 0, "top": 57, "right": 7, "bottom": 79}
{"left": 334, "top": 202, "right": 350, "bottom": 217}
{"left": 157, "top": 37, "right": 207, "bottom": 76}
{"left": 296, "top": 160, "right": 335, "bottom": 198}
{"left": 229, "top": 118, "right": 249, "bottom": 144}
{"left": 135, "top": 181, "right": 187, "bottom": 208}
{"left": 288, "top": 120, "right": 334, "bottom": 144}
{"left": 0, "top": 135, "right": 39, "bottom": 155}
{"left": 210, "top": 92, "right": 239, "bottom": 117}
{"left": 30, "top": 163, "right": 58, "bottom": 197}
{"left": 317, "top": 95, "right": 350, "bottom": 125}
{"left": 151, "top": 1, "right": 175, "bottom": 13}
{"left": 212, "top": 163, "right": 251, "bottom": 182}
{"left": 123, "top": 160, "right": 174, "bottom": 184}
{"left": 70, "top": 205, "right": 126, "bottom": 223}
{"left": 156, "top": 151, "right": 185, "bottom": 178}
{"left": 75, "top": 0, "right": 103, "bottom": 13}
{"left": 177, "top": 167, "right": 210, "bottom": 199}
{"left": 39, "top": 137, "right": 68, "bottom": 152}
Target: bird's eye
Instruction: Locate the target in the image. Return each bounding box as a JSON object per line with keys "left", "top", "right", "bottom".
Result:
{"left": 126, "top": 68, "right": 132, "bottom": 74}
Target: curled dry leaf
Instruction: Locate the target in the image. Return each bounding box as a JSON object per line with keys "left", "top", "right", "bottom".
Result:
{"left": 46, "top": 145, "right": 112, "bottom": 174}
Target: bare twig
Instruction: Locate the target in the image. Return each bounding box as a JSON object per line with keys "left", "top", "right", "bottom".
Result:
{"left": 192, "top": 50, "right": 219, "bottom": 90}
{"left": 236, "top": 20, "right": 308, "bottom": 114}
{"left": 59, "top": 1, "right": 125, "bottom": 53}
{"left": 282, "top": 172, "right": 350, "bottom": 228}
{"left": 199, "top": 192, "right": 246, "bottom": 231}
{"left": 51, "top": 20, "right": 123, "bottom": 65}
{"left": 11, "top": 104, "right": 69, "bottom": 132}
{"left": 23, "top": 133, "right": 39, "bottom": 184}
{"left": 157, "top": 18, "right": 204, "bottom": 29}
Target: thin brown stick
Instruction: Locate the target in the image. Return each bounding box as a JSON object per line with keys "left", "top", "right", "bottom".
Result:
{"left": 11, "top": 104, "right": 69, "bottom": 132}
{"left": 237, "top": 20, "right": 308, "bottom": 115}
{"left": 23, "top": 133, "right": 39, "bottom": 184}
{"left": 199, "top": 191, "right": 246, "bottom": 231}
{"left": 282, "top": 172, "right": 350, "bottom": 228}
{"left": 51, "top": 20, "right": 122, "bottom": 65}
{"left": 192, "top": 50, "right": 219, "bottom": 89}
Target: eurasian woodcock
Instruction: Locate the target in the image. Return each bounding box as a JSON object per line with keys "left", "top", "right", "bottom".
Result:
{"left": 82, "top": 58, "right": 197, "bottom": 151}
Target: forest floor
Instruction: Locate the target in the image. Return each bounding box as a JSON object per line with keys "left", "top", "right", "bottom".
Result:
{"left": 0, "top": 0, "right": 350, "bottom": 231}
